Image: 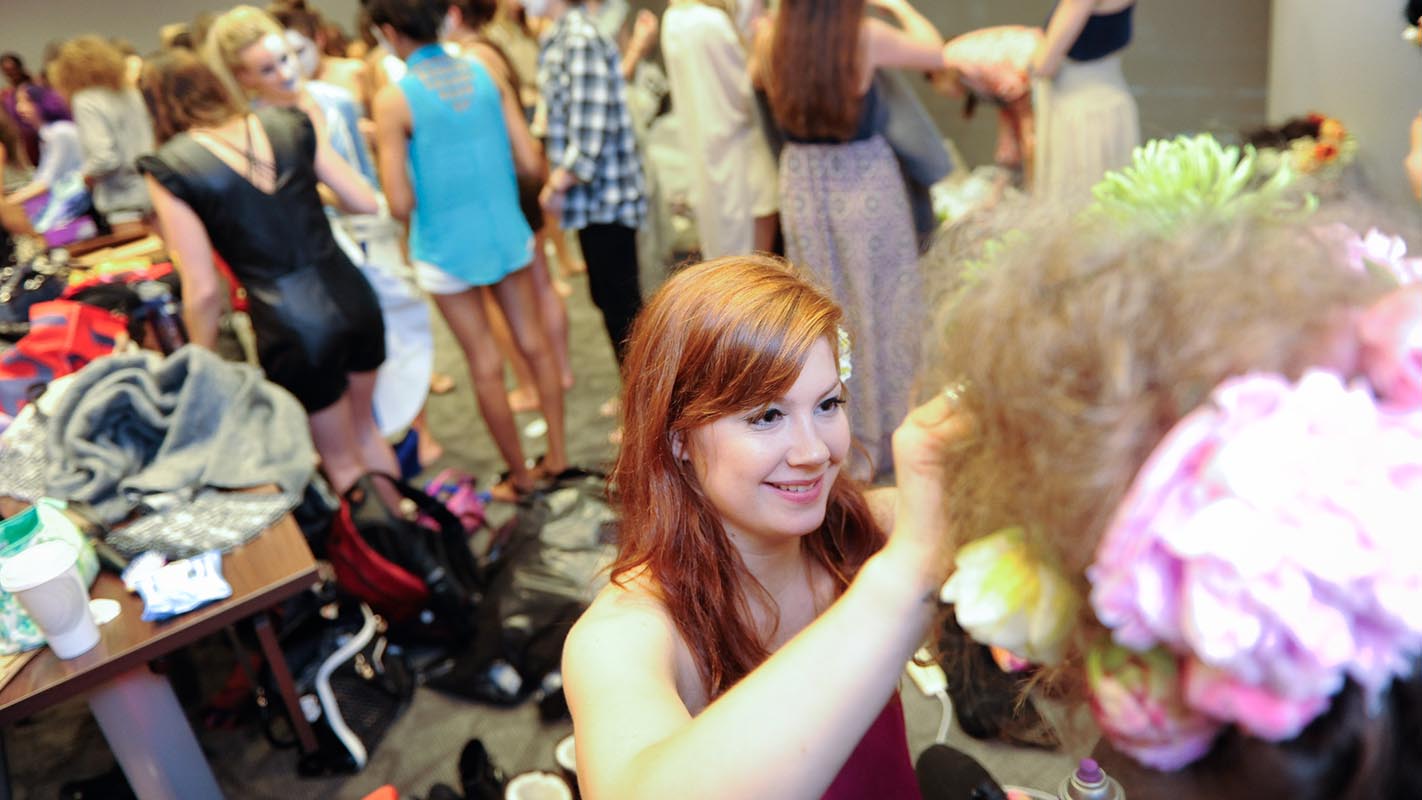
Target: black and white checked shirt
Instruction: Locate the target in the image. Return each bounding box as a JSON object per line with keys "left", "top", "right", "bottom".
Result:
{"left": 537, "top": 7, "right": 648, "bottom": 231}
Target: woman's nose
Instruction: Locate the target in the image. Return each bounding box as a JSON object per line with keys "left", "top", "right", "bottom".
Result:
{"left": 786, "top": 417, "right": 830, "bottom": 466}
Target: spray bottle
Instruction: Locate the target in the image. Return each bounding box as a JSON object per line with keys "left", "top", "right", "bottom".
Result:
{"left": 1057, "top": 758, "right": 1124, "bottom": 800}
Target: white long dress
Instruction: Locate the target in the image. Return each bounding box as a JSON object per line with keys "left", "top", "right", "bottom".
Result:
{"left": 661, "top": 1, "right": 778, "bottom": 258}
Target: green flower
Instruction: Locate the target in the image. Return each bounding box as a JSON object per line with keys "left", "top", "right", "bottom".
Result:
{"left": 1087, "top": 134, "right": 1316, "bottom": 234}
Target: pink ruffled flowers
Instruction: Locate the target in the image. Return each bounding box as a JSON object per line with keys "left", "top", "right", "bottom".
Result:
{"left": 1087, "top": 370, "right": 1422, "bottom": 764}
{"left": 1359, "top": 285, "right": 1422, "bottom": 409}
{"left": 1086, "top": 644, "right": 1222, "bottom": 770}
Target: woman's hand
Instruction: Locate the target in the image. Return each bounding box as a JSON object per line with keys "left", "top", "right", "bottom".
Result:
{"left": 884, "top": 389, "right": 974, "bottom": 589}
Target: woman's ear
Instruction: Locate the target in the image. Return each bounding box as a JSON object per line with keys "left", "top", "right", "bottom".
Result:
{"left": 671, "top": 431, "right": 687, "bottom": 461}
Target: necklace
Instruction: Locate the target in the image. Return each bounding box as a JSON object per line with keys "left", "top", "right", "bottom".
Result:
{"left": 194, "top": 115, "right": 277, "bottom": 185}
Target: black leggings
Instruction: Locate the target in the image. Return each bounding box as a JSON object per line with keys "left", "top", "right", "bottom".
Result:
{"left": 576, "top": 223, "right": 642, "bottom": 365}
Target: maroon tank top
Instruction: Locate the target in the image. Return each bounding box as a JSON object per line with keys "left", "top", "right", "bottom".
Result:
{"left": 821, "top": 693, "right": 922, "bottom": 799}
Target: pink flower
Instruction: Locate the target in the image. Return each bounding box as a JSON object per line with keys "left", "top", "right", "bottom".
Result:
{"left": 1088, "top": 370, "right": 1422, "bottom": 753}
{"left": 1318, "top": 223, "right": 1422, "bottom": 285}
{"left": 1086, "top": 644, "right": 1223, "bottom": 771}
{"left": 1183, "top": 661, "right": 1329, "bottom": 741}
{"left": 1359, "top": 286, "right": 1422, "bottom": 409}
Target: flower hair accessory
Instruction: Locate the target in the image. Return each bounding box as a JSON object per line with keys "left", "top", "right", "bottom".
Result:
{"left": 940, "top": 526, "right": 1080, "bottom": 665}
{"left": 836, "top": 326, "right": 853, "bottom": 383}
{"left": 1087, "top": 369, "right": 1422, "bottom": 768}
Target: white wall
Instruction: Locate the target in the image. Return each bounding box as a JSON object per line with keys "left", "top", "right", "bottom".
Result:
{"left": 0, "top": 0, "right": 362, "bottom": 69}
{"left": 1269, "top": 0, "right": 1422, "bottom": 204}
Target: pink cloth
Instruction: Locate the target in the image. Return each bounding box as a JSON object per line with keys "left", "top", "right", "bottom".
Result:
{"left": 821, "top": 693, "right": 921, "bottom": 800}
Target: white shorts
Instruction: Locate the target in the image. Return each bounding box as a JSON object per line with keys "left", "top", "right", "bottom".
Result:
{"left": 414, "top": 260, "right": 480, "bottom": 296}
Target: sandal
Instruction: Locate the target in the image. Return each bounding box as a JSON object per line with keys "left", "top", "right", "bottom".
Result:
{"left": 489, "top": 471, "right": 536, "bottom": 504}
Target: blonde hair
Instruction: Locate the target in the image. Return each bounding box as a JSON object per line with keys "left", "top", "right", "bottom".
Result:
{"left": 202, "top": 5, "right": 286, "bottom": 108}
{"left": 50, "top": 35, "right": 127, "bottom": 96}
{"left": 925, "top": 208, "right": 1391, "bottom": 649}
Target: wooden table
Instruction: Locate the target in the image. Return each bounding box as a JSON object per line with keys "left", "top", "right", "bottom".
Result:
{"left": 0, "top": 514, "right": 320, "bottom": 800}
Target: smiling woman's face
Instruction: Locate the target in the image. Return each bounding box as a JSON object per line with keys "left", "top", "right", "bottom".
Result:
{"left": 685, "top": 337, "right": 851, "bottom": 553}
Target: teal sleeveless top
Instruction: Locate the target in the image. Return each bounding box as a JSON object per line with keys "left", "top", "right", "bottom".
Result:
{"left": 399, "top": 44, "right": 532, "bottom": 285}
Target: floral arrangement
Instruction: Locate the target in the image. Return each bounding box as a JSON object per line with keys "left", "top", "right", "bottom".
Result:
{"left": 938, "top": 184, "right": 1422, "bottom": 769}
{"left": 1087, "top": 368, "right": 1422, "bottom": 766}
{"left": 1089, "top": 134, "right": 1314, "bottom": 234}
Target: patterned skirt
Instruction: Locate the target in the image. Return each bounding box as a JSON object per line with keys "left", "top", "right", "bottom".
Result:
{"left": 780, "top": 134, "right": 923, "bottom": 475}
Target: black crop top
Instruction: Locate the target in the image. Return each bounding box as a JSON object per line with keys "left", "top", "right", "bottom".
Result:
{"left": 1064, "top": 3, "right": 1134, "bottom": 62}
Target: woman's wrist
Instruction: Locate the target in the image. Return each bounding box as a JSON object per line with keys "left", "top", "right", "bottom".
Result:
{"left": 859, "top": 543, "right": 943, "bottom": 612}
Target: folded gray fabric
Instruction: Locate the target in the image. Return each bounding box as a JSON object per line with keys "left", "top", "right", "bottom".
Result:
{"left": 43, "top": 346, "right": 317, "bottom": 527}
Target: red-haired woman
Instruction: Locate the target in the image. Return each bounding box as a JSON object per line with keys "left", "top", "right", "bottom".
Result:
{"left": 752, "top": 0, "right": 949, "bottom": 477}
{"left": 562, "top": 256, "right": 964, "bottom": 799}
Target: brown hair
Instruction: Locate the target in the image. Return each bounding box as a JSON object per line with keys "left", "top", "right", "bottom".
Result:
{"left": 268, "top": 0, "right": 322, "bottom": 40}
{"left": 766, "top": 0, "right": 866, "bottom": 142}
{"left": 50, "top": 35, "right": 127, "bottom": 96}
{"left": 0, "top": 107, "right": 23, "bottom": 170}
{"left": 610, "top": 255, "right": 885, "bottom": 699}
{"left": 925, "top": 204, "right": 1421, "bottom": 797}
{"left": 139, "top": 48, "right": 244, "bottom": 143}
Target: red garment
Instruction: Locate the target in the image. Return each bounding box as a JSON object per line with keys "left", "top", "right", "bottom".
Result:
{"left": 822, "top": 693, "right": 922, "bottom": 800}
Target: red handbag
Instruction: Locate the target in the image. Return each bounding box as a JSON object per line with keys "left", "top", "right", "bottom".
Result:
{"left": 326, "top": 500, "right": 429, "bottom": 623}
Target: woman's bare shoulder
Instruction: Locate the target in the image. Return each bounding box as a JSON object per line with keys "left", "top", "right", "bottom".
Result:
{"left": 565, "top": 571, "right": 685, "bottom": 689}
{"left": 579, "top": 570, "right": 674, "bottom": 632}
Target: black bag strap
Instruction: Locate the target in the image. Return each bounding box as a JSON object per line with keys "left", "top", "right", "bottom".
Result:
{"left": 358, "top": 472, "right": 486, "bottom": 594}
{"left": 346, "top": 473, "right": 483, "bottom": 633}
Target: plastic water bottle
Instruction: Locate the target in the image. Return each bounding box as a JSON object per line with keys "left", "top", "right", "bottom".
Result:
{"left": 1057, "top": 758, "right": 1124, "bottom": 800}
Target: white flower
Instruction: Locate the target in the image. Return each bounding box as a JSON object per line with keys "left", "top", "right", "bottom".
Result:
{"left": 940, "top": 527, "right": 1080, "bottom": 664}
{"left": 836, "top": 327, "right": 853, "bottom": 383}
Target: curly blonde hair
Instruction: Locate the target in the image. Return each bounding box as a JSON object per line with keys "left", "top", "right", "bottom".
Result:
{"left": 926, "top": 208, "right": 1390, "bottom": 643}
{"left": 50, "top": 35, "right": 126, "bottom": 96}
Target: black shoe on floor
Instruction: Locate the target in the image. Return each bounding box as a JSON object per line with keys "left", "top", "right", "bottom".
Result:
{"left": 459, "top": 738, "right": 507, "bottom": 800}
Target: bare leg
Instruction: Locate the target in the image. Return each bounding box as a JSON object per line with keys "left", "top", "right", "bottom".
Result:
{"left": 525, "top": 244, "right": 573, "bottom": 389}
{"left": 307, "top": 392, "right": 367, "bottom": 495}
{"left": 411, "top": 408, "right": 445, "bottom": 466}
{"left": 346, "top": 370, "right": 402, "bottom": 478}
{"left": 539, "top": 226, "right": 574, "bottom": 298}
{"left": 753, "top": 213, "right": 780, "bottom": 255}
{"left": 434, "top": 288, "right": 535, "bottom": 493}
{"left": 546, "top": 215, "right": 584, "bottom": 276}
{"left": 491, "top": 267, "right": 568, "bottom": 475}
{"left": 484, "top": 292, "right": 540, "bottom": 412}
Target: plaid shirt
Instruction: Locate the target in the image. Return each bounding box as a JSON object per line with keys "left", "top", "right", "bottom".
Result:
{"left": 538, "top": 7, "right": 647, "bottom": 231}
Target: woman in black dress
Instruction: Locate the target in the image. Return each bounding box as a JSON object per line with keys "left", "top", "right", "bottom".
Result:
{"left": 137, "top": 48, "right": 397, "bottom": 494}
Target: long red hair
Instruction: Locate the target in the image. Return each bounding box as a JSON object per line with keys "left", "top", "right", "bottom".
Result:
{"left": 609, "top": 255, "right": 885, "bottom": 700}
{"left": 766, "top": 0, "right": 866, "bottom": 142}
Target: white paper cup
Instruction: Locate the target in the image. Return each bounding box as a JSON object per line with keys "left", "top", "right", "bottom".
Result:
{"left": 554, "top": 734, "right": 579, "bottom": 799}
{"left": 505, "top": 770, "right": 571, "bottom": 800}
{"left": 0, "top": 540, "right": 99, "bottom": 658}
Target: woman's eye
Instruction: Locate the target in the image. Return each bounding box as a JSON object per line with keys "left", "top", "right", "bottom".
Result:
{"left": 818, "top": 396, "right": 846, "bottom": 413}
{"left": 749, "top": 408, "right": 784, "bottom": 426}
